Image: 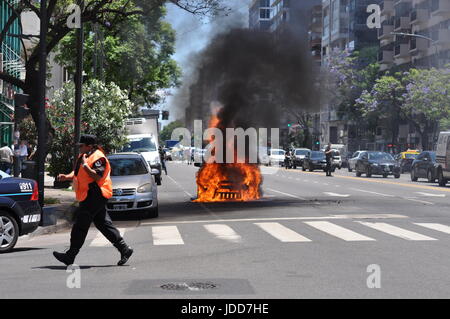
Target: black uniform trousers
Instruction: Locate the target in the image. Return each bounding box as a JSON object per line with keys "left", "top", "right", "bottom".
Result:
{"left": 70, "top": 184, "right": 122, "bottom": 251}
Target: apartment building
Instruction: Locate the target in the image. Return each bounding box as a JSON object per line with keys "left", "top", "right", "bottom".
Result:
{"left": 249, "top": 0, "right": 273, "bottom": 31}
{"left": 0, "top": 0, "right": 23, "bottom": 145}
{"left": 378, "top": 0, "right": 450, "bottom": 71}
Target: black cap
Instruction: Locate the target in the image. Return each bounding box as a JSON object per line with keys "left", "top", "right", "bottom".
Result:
{"left": 78, "top": 134, "right": 97, "bottom": 146}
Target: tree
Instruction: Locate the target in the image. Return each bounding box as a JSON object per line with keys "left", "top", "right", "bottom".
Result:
{"left": 160, "top": 120, "right": 184, "bottom": 143}
{"left": 357, "top": 74, "right": 405, "bottom": 147}
{"left": 55, "top": 3, "right": 181, "bottom": 109}
{"left": 0, "top": 0, "right": 227, "bottom": 152}
{"left": 46, "top": 80, "right": 133, "bottom": 177}
{"left": 402, "top": 67, "right": 450, "bottom": 150}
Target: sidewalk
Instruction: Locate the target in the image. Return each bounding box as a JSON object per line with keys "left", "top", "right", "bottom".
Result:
{"left": 30, "top": 173, "right": 77, "bottom": 237}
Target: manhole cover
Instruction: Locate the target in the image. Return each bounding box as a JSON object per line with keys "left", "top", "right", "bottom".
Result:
{"left": 160, "top": 282, "right": 217, "bottom": 291}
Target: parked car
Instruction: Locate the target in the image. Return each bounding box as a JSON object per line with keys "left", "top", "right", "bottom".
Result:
{"left": 332, "top": 150, "right": 342, "bottom": 169}
{"left": 302, "top": 151, "right": 327, "bottom": 172}
{"left": 355, "top": 151, "right": 400, "bottom": 178}
{"left": 269, "top": 149, "right": 285, "bottom": 166}
{"left": 347, "top": 151, "right": 366, "bottom": 172}
{"left": 436, "top": 131, "right": 450, "bottom": 186}
{"left": 410, "top": 151, "right": 438, "bottom": 183}
{"left": 292, "top": 148, "right": 311, "bottom": 168}
{"left": 396, "top": 150, "right": 420, "bottom": 173}
{"left": 0, "top": 170, "right": 42, "bottom": 253}
{"left": 258, "top": 147, "right": 270, "bottom": 166}
{"left": 107, "top": 153, "right": 159, "bottom": 218}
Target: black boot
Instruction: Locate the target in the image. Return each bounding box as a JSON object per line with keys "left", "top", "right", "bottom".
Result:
{"left": 114, "top": 240, "right": 133, "bottom": 266}
{"left": 53, "top": 248, "right": 78, "bottom": 266}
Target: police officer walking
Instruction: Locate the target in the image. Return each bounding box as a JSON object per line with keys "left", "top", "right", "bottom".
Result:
{"left": 325, "top": 143, "right": 333, "bottom": 177}
{"left": 53, "top": 134, "right": 133, "bottom": 266}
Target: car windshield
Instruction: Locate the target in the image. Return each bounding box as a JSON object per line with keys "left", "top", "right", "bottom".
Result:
{"left": 121, "top": 138, "right": 157, "bottom": 153}
{"left": 311, "top": 151, "right": 325, "bottom": 159}
{"left": 333, "top": 151, "right": 340, "bottom": 156}
{"left": 368, "top": 152, "right": 394, "bottom": 161}
{"left": 295, "top": 150, "right": 309, "bottom": 155}
{"left": 271, "top": 150, "right": 285, "bottom": 155}
{"left": 405, "top": 153, "right": 418, "bottom": 159}
{"left": 109, "top": 158, "right": 148, "bottom": 176}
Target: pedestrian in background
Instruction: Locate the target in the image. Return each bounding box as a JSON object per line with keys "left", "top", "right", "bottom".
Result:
{"left": 53, "top": 134, "right": 133, "bottom": 266}
{"left": 325, "top": 143, "right": 333, "bottom": 177}
{"left": 0, "top": 143, "right": 13, "bottom": 174}
{"left": 159, "top": 146, "right": 167, "bottom": 175}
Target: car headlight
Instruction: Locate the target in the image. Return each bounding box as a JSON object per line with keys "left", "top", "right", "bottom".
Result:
{"left": 137, "top": 183, "right": 152, "bottom": 193}
{"left": 149, "top": 158, "right": 160, "bottom": 165}
{"left": 371, "top": 163, "right": 379, "bottom": 166}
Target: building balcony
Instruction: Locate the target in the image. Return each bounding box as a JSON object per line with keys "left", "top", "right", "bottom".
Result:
{"left": 378, "top": 24, "right": 394, "bottom": 39}
{"left": 410, "top": 8, "right": 429, "bottom": 25}
{"left": 395, "top": 43, "right": 410, "bottom": 57}
{"left": 431, "top": 0, "right": 450, "bottom": 15}
{"left": 378, "top": 49, "right": 394, "bottom": 63}
{"left": 436, "top": 29, "right": 450, "bottom": 44}
{"left": 380, "top": 0, "right": 395, "bottom": 14}
{"left": 395, "top": 16, "right": 411, "bottom": 30}
{"left": 409, "top": 37, "right": 429, "bottom": 55}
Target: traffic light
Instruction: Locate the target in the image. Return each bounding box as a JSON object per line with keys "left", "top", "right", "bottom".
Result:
{"left": 315, "top": 141, "right": 320, "bottom": 145}
{"left": 162, "top": 111, "right": 169, "bottom": 120}
{"left": 287, "top": 123, "right": 291, "bottom": 127}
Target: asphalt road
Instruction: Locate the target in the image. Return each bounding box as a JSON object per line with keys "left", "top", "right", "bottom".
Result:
{"left": 2, "top": 162, "right": 450, "bottom": 299}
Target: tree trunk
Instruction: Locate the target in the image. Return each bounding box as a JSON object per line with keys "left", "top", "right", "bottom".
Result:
{"left": 24, "top": 66, "right": 55, "bottom": 163}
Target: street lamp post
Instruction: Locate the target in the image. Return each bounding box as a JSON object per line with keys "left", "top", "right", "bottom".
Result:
{"left": 391, "top": 32, "right": 439, "bottom": 68}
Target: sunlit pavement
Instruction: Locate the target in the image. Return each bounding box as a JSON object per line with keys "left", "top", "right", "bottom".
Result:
{"left": 2, "top": 161, "right": 450, "bottom": 298}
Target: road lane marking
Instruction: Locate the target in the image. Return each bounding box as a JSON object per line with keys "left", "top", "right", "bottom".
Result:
{"left": 152, "top": 226, "right": 184, "bottom": 245}
{"left": 304, "top": 221, "right": 375, "bottom": 241}
{"left": 203, "top": 224, "right": 242, "bottom": 243}
{"left": 403, "top": 197, "right": 434, "bottom": 205}
{"left": 358, "top": 222, "right": 437, "bottom": 241}
{"left": 167, "top": 175, "right": 193, "bottom": 198}
{"left": 266, "top": 188, "right": 307, "bottom": 200}
{"left": 141, "top": 214, "right": 407, "bottom": 226}
{"left": 350, "top": 188, "right": 395, "bottom": 197}
{"left": 416, "top": 192, "right": 446, "bottom": 198}
{"left": 289, "top": 170, "right": 450, "bottom": 193}
{"left": 90, "top": 228, "right": 126, "bottom": 247}
{"left": 323, "top": 192, "right": 350, "bottom": 197}
{"left": 414, "top": 223, "right": 450, "bottom": 234}
{"left": 255, "top": 223, "right": 311, "bottom": 242}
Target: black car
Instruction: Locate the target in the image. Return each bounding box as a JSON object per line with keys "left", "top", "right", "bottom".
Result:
{"left": 355, "top": 151, "right": 401, "bottom": 178}
{"left": 411, "top": 151, "right": 439, "bottom": 183}
{"left": 302, "top": 151, "right": 327, "bottom": 172}
{"left": 0, "top": 170, "right": 42, "bottom": 253}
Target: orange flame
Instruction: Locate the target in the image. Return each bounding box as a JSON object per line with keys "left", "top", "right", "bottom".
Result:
{"left": 193, "top": 111, "right": 263, "bottom": 202}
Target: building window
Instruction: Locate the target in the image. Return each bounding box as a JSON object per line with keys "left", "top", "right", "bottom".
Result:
{"left": 260, "top": 0, "right": 271, "bottom": 7}
{"left": 260, "top": 8, "right": 271, "bottom": 19}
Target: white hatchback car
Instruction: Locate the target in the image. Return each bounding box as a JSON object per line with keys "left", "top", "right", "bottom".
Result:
{"left": 107, "top": 153, "right": 159, "bottom": 218}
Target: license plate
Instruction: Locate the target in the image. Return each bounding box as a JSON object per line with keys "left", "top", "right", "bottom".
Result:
{"left": 113, "top": 204, "right": 128, "bottom": 210}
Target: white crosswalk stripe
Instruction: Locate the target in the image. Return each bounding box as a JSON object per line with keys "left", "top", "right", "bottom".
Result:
{"left": 358, "top": 222, "right": 437, "bottom": 241}
{"left": 304, "top": 221, "right": 375, "bottom": 241}
{"left": 90, "top": 228, "right": 126, "bottom": 247}
{"left": 152, "top": 226, "right": 184, "bottom": 245}
{"left": 255, "top": 223, "right": 311, "bottom": 242}
{"left": 414, "top": 223, "right": 450, "bottom": 234}
{"left": 204, "top": 224, "right": 242, "bottom": 243}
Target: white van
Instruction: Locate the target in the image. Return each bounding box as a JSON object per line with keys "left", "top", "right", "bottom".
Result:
{"left": 435, "top": 131, "right": 450, "bottom": 186}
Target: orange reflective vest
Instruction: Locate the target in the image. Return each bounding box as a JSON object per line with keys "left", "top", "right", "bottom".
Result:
{"left": 73, "top": 149, "right": 113, "bottom": 202}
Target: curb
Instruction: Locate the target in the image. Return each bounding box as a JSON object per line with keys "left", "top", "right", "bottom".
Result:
{"left": 30, "top": 220, "right": 72, "bottom": 237}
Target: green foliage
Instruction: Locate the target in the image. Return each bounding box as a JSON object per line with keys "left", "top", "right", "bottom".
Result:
{"left": 47, "top": 80, "right": 133, "bottom": 177}
{"left": 55, "top": 1, "right": 181, "bottom": 109}
{"left": 160, "top": 120, "right": 185, "bottom": 143}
